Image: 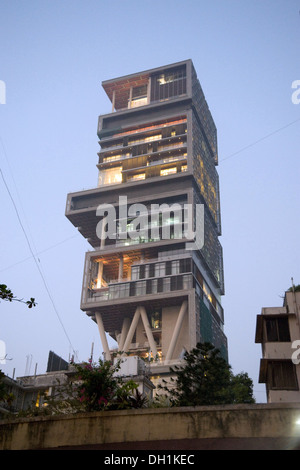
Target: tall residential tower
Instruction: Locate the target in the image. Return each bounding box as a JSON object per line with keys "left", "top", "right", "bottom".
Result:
{"left": 66, "top": 60, "right": 228, "bottom": 385}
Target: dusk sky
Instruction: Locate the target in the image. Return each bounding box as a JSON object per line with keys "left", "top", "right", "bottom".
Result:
{"left": 0, "top": 0, "right": 299, "bottom": 402}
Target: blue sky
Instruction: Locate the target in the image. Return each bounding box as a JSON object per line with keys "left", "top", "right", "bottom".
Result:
{"left": 0, "top": 0, "right": 299, "bottom": 402}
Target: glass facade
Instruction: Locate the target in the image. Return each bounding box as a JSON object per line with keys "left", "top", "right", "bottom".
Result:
{"left": 97, "top": 117, "right": 188, "bottom": 187}
{"left": 151, "top": 65, "right": 187, "bottom": 102}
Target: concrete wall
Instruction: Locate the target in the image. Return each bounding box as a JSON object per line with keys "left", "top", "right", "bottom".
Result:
{"left": 1, "top": 403, "right": 300, "bottom": 450}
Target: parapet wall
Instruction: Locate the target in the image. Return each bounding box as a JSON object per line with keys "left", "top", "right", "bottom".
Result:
{"left": 1, "top": 403, "right": 300, "bottom": 450}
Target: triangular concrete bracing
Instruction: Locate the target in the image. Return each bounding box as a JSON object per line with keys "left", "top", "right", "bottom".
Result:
{"left": 121, "top": 306, "right": 158, "bottom": 357}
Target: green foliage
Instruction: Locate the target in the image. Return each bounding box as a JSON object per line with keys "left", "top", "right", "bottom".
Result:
{"left": 0, "top": 370, "right": 7, "bottom": 402}
{"left": 72, "top": 359, "right": 147, "bottom": 411}
{"left": 288, "top": 284, "right": 300, "bottom": 292}
{"left": 0, "top": 369, "right": 15, "bottom": 409}
{"left": 158, "top": 342, "right": 255, "bottom": 406}
{"left": 17, "top": 358, "right": 148, "bottom": 417}
{"left": 0, "top": 284, "right": 36, "bottom": 308}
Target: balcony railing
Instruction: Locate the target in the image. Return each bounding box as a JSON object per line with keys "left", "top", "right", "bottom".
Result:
{"left": 84, "top": 273, "right": 193, "bottom": 304}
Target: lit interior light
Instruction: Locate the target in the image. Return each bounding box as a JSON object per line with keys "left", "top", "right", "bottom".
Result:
{"left": 296, "top": 418, "right": 300, "bottom": 426}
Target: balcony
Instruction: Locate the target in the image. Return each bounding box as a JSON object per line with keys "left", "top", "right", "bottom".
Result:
{"left": 98, "top": 138, "right": 187, "bottom": 166}
{"left": 83, "top": 273, "right": 194, "bottom": 305}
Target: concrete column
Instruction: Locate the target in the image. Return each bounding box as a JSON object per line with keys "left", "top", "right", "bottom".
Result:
{"left": 95, "top": 312, "right": 111, "bottom": 361}
{"left": 118, "top": 255, "right": 123, "bottom": 282}
{"left": 140, "top": 306, "right": 157, "bottom": 357}
{"left": 97, "top": 261, "right": 103, "bottom": 288}
{"left": 100, "top": 217, "right": 106, "bottom": 249}
{"left": 165, "top": 300, "right": 188, "bottom": 364}
{"left": 118, "top": 317, "right": 131, "bottom": 351}
{"left": 112, "top": 90, "right": 115, "bottom": 112}
{"left": 122, "top": 307, "right": 141, "bottom": 353}
{"left": 128, "top": 87, "right": 132, "bottom": 109}
{"left": 147, "top": 77, "right": 151, "bottom": 104}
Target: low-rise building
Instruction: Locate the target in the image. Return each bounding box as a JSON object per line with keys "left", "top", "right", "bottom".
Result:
{"left": 0, "top": 351, "right": 154, "bottom": 417}
{"left": 255, "top": 287, "right": 300, "bottom": 403}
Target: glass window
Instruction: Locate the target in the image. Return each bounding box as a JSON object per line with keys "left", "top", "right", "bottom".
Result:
{"left": 155, "top": 262, "right": 165, "bottom": 277}
{"left": 265, "top": 317, "right": 291, "bottom": 342}
{"left": 160, "top": 167, "right": 177, "bottom": 176}
{"left": 146, "top": 278, "right": 157, "bottom": 294}
{"left": 119, "top": 283, "right": 130, "bottom": 298}
{"left": 183, "top": 274, "right": 192, "bottom": 289}
{"left": 127, "top": 173, "right": 146, "bottom": 182}
{"left": 149, "top": 310, "right": 162, "bottom": 329}
{"left": 139, "top": 265, "right": 146, "bottom": 279}
{"left": 172, "top": 260, "right": 180, "bottom": 274}
{"left": 98, "top": 166, "right": 122, "bottom": 186}
{"left": 165, "top": 261, "right": 172, "bottom": 275}
{"left": 163, "top": 277, "right": 171, "bottom": 292}
{"left": 151, "top": 66, "right": 187, "bottom": 102}
{"left": 128, "top": 134, "right": 161, "bottom": 145}
{"left": 130, "top": 85, "right": 148, "bottom": 108}
{"left": 149, "top": 264, "right": 155, "bottom": 278}
{"left": 131, "top": 266, "right": 139, "bottom": 281}
{"left": 135, "top": 280, "right": 146, "bottom": 296}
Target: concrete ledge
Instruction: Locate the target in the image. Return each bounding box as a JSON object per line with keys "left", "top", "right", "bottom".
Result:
{"left": 1, "top": 403, "right": 300, "bottom": 450}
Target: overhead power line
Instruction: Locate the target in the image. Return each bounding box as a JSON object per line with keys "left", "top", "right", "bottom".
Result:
{"left": 0, "top": 235, "right": 78, "bottom": 273}
{"left": 220, "top": 117, "right": 300, "bottom": 163}
{"left": 0, "top": 145, "right": 77, "bottom": 359}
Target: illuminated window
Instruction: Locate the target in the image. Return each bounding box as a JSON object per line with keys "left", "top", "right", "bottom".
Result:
{"left": 129, "top": 134, "right": 162, "bottom": 144}
{"left": 98, "top": 166, "right": 122, "bottom": 186}
{"left": 160, "top": 167, "right": 177, "bottom": 176}
{"left": 103, "top": 154, "right": 123, "bottom": 163}
{"left": 128, "top": 173, "right": 146, "bottom": 181}
{"left": 149, "top": 310, "right": 162, "bottom": 329}
{"left": 181, "top": 165, "right": 187, "bottom": 172}
{"left": 130, "top": 85, "right": 148, "bottom": 108}
{"left": 130, "top": 97, "right": 147, "bottom": 108}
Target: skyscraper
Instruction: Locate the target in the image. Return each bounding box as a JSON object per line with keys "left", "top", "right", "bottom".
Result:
{"left": 66, "top": 60, "right": 228, "bottom": 387}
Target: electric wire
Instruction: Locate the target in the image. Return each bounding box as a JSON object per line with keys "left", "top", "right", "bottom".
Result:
{"left": 219, "top": 117, "right": 300, "bottom": 163}
{"left": 1, "top": 113, "right": 299, "bottom": 368}
{"left": 0, "top": 235, "right": 78, "bottom": 273}
{"left": 0, "top": 136, "right": 41, "bottom": 260}
{"left": 0, "top": 164, "right": 77, "bottom": 359}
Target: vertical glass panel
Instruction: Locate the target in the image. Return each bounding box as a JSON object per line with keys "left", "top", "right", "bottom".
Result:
{"left": 135, "top": 280, "right": 146, "bottom": 296}
{"left": 131, "top": 266, "right": 139, "bottom": 281}
{"left": 98, "top": 166, "right": 122, "bottom": 186}
{"left": 172, "top": 260, "right": 180, "bottom": 274}
{"left": 163, "top": 277, "right": 171, "bottom": 292}
{"left": 155, "top": 262, "right": 165, "bottom": 277}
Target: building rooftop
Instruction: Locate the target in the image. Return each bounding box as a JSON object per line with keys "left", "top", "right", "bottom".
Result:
{"left": 102, "top": 59, "right": 191, "bottom": 111}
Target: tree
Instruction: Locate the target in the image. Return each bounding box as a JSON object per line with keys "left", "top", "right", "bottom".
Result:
{"left": 21, "top": 358, "right": 148, "bottom": 417}
{"left": 0, "top": 370, "right": 15, "bottom": 410}
{"left": 0, "top": 284, "right": 36, "bottom": 308}
{"left": 72, "top": 358, "right": 146, "bottom": 411}
{"left": 288, "top": 284, "right": 300, "bottom": 292}
{"left": 158, "top": 342, "right": 255, "bottom": 406}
